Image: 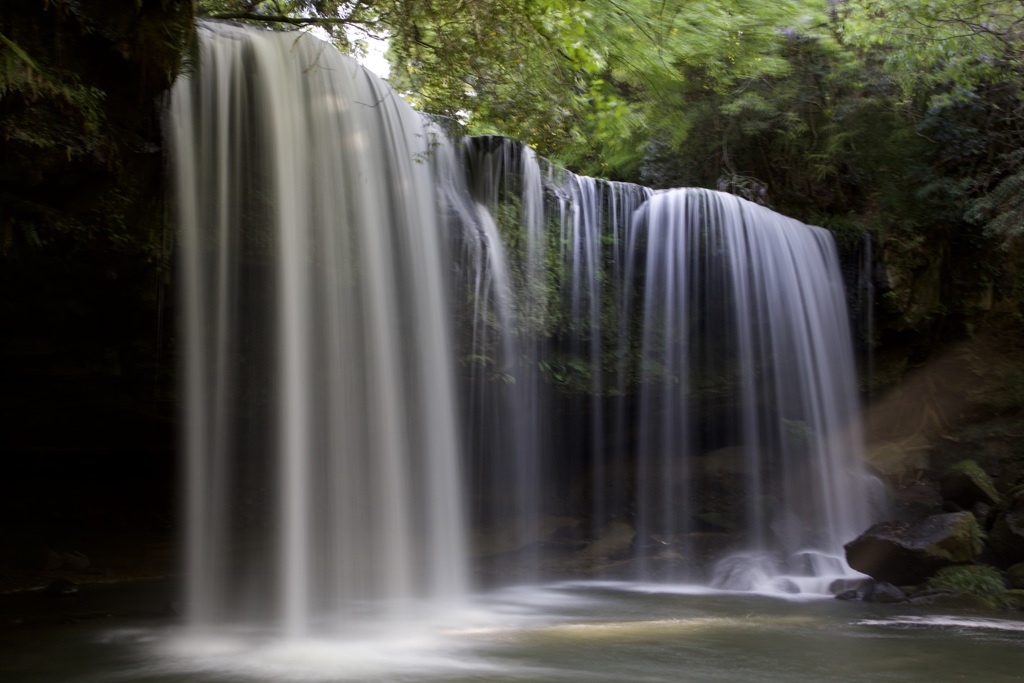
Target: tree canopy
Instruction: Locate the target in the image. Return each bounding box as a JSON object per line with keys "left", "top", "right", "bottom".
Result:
{"left": 195, "top": 0, "right": 1024, "bottom": 354}
{"left": 1, "top": 0, "right": 1018, "bottom": 352}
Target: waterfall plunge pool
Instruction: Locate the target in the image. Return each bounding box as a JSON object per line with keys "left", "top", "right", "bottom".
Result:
{"left": 4, "top": 581, "right": 1024, "bottom": 682}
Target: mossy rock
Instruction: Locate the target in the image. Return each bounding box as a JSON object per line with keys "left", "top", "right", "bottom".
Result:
{"left": 845, "top": 512, "right": 984, "bottom": 584}
{"left": 941, "top": 459, "right": 1001, "bottom": 508}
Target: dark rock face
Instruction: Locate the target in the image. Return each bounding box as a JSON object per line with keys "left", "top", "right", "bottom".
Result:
{"left": 844, "top": 512, "right": 983, "bottom": 584}
{"left": 988, "top": 489, "right": 1024, "bottom": 566}
{"left": 33, "top": 547, "right": 91, "bottom": 572}
{"left": 42, "top": 579, "right": 80, "bottom": 597}
{"left": 1007, "top": 562, "right": 1024, "bottom": 589}
{"left": 940, "top": 460, "right": 1000, "bottom": 509}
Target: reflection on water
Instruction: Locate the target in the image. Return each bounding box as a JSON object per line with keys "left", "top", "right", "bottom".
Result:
{"left": 4, "top": 583, "right": 1024, "bottom": 682}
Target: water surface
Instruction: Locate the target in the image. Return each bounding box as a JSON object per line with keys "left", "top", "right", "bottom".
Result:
{"left": 4, "top": 582, "right": 1023, "bottom": 682}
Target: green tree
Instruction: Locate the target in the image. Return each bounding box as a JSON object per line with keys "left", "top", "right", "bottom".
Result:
{"left": 838, "top": 0, "right": 1024, "bottom": 246}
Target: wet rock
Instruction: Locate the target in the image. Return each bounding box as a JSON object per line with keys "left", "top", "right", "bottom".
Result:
{"left": 828, "top": 578, "right": 867, "bottom": 595}
{"left": 710, "top": 553, "right": 778, "bottom": 591}
{"left": 831, "top": 580, "right": 905, "bottom": 603}
{"left": 863, "top": 581, "right": 906, "bottom": 603}
{"left": 772, "top": 578, "right": 800, "bottom": 594}
{"left": 844, "top": 512, "right": 983, "bottom": 584}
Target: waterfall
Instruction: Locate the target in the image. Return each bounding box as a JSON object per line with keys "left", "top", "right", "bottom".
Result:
{"left": 628, "top": 190, "right": 872, "bottom": 590}
{"left": 169, "top": 23, "right": 467, "bottom": 635}
{"left": 453, "top": 138, "right": 653, "bottom": 577}
{"left": 452, "top": 144, "right": 873, "bottom": 588}
{"left": 169, "top": 23, "right": 878, "bottom": 640}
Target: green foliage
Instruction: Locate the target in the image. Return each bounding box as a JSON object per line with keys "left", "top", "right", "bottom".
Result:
{"left": 839, "top": 0, "right": 1024, "bottom": 101}
{"left": 194, "top": 0, "right": 1024, "bottom": 271}
{"left": 383, "top": 0, "right": 820, "bottom": 178}
{"left": 926, "top": 565, "right": 1009, "bottom": 608}
{"left": 389, "top": 1, "right": 597, "bottom": 160}
{"left": 838, "top": 0, "right": 1024, "bottom": 249}
{"left": 1, "top": 1, "right": 193, "bottom": 256}
{"left": 197, "top": 1, "right": 385, "bottom": 55}
{"left": 967, "top": 160, "right": 1024, "bottom": 246}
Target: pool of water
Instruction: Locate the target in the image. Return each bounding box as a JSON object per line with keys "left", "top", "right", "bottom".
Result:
{"left": 4, "top": 582, "right": 1024, "bottom": 682}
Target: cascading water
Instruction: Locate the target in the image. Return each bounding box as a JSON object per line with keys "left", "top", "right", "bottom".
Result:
{"left": 625, "top": 189, "right": 873, "bottom": 591}
{"left": 454, "top": 143, "right": 874, "bottom": 589}
{"left": 169, "top": 22, "right": 879, "bottom": 649}
{"left": 451, "top": 138, "right": 550, "bottom": 576}
{"left": 453, "top": 138, "right": 653, "bottom": 577}
{"left": 169, "top": 23, "right": 467, "bottom": 636}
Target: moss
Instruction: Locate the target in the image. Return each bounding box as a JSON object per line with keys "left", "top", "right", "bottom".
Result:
{"left": 925, "top": 565, "right": 1009, "bottom": 609}
{"left": 944, "top": 459, "right": 1001, "bottom": 506}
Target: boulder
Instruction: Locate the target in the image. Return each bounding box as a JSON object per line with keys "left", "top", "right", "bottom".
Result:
{"left": 844, "top": 512, "right": 983, "bottom": 584}
{"left": 863, "top": 581, "right": 907, "bottom": 603}
{"left": 940, "top": 460, "right": 1000, "bottom": 509}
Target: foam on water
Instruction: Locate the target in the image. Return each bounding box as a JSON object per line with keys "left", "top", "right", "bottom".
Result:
{"left": 858, "top": 615, "right": 1024, "bottom": 633}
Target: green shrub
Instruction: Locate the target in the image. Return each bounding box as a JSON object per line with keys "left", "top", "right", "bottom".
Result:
{"left": 926, "top": 565, "right": 1009, "bottom": 609}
